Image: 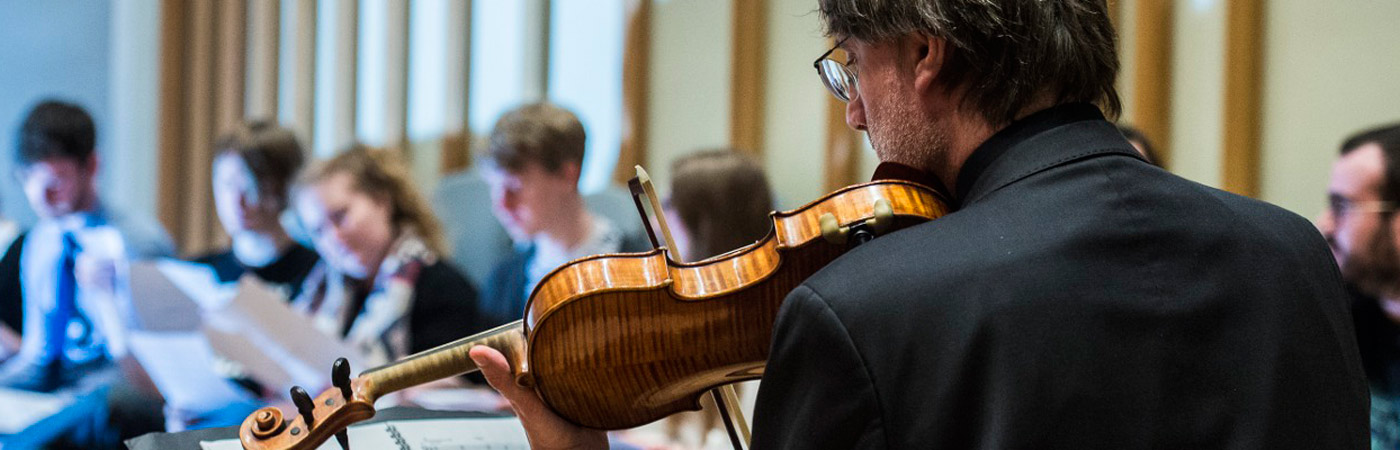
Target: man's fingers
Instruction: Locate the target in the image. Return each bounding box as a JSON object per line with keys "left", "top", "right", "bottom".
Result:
{"left": 468, "top": 345, "right": 609, "bottom": 450}
{"left": 470, "top": 345, "right": 515, "bottom": 393}
{"left": 470, "top": 345, "right": 544, "bottom": 414}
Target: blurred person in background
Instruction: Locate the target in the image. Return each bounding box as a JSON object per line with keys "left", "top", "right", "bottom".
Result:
{"left": 161, "top": 121, "right": 322, "bottom": 430}
{"left": 194, "top": 121, "right": 319, "bottom": 298}
{"left": 476, "top": 103, "right": 650, "bottom": 330}
{"left": 0, "top": 99, "right": 174, "bottom": 447}
{"left": 1316, "top": 122, "right": 1400, "bottom": 449}
{"left": 620, "top": 149, "right": 776, "bottom": 450}
{"left": 292, "top": 145, "right": 480, "bottom": 369}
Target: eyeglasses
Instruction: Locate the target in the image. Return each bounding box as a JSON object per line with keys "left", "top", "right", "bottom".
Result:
{"left": 813, "top": 37, "right": 857, "bottom": 102}
{"left": 1328, "top": 194, "right": 1394, "bottom": 219}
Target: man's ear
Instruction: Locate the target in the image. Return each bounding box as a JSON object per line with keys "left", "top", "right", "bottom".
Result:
{"left": 909, "top": 33, "right": 948, "bottom": 96}
{"left": 1390, "top": 212, "right": 1400, "bottom": 251}
{"left": 559, "top": 161, "right": 582, "bottom": 186}
{"left": 83, "top": 152, "right": 100, "bottom": 177}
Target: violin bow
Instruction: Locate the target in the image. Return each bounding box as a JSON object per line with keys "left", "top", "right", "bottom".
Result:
{"left": 628, "top": 165, "right": 753, "bottom": 450}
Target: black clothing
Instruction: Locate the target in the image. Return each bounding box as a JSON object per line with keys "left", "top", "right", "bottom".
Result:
{"left": 1352, "top": 286, "right": 1400, "bottom": 447}
{"left": 193, "top": 245, "right": 319, "bottom": 300}
{"left": 357, "top": 260, "right": 480, "bottom": 354}
{"left": 751, "top": 104, "right": 1369, "bottom": 449}
{"left": 1, "top": 233, "right": 25, "bottom": 332}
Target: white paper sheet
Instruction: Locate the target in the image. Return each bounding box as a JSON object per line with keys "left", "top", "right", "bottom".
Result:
{"left": 0, "top": 387, "right": 75, "bottom": 434}
{"left": 201, "top": 278, "right": 366, "bottom": 399}
{"left": 157, "top": 259, "right": 236, "bottom": 310}
{"left": 128, "top": 261, "right": 207, "bottom": 332}
{"left": 198, "top": 417, "right": 530, "bottom": 450}
{"left": 126, "top": 331, "right": 252, "bottom": 414}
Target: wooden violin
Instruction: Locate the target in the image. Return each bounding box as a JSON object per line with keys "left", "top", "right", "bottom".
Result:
{"left": 239, "top": 179, "right": 949, "bottom": 450}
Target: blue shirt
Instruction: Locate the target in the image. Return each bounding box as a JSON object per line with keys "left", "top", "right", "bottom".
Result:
{"left": 0, "top": 204, "right": 173, "bottom": 390}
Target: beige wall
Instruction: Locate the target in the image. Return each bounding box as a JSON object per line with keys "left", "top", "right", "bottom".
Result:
{"left": 762, "top": 0, "right": 833, "bottom": 208}
{"left": 1168, "top": 0, "right": 1226, "bottom": 187}
{"left": 646, "top": 0, "right": 733, "bottom": 194}
{"left": 1259, "top": 0, "right": 1400, "bottom": 217}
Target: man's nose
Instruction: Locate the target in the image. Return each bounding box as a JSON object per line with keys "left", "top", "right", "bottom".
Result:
{"left": 845, "top": 91, "right": 867, "bottom": 132}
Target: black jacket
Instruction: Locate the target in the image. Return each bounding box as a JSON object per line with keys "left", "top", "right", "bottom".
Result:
{"left": 751, "top": 104, "right": 1369, "bottom": 449}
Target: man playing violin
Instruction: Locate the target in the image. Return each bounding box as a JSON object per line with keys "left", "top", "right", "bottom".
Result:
{"left": 471, "top": 0, "right": 1368, "bottom": 448}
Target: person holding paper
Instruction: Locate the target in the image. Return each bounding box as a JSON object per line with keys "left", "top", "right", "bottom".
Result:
{"left": 292, "top": 145, "right": 481, "bottom": 368}
{"left": 194, "top": 121, "right": 319, "bottom": 299}
{"left": 0, "top": 100, "right": 174, "bottom": 447}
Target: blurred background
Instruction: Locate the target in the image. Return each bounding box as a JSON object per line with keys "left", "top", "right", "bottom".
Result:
{"left": 0, "top": 0, "right": 1397, "bottom": 256}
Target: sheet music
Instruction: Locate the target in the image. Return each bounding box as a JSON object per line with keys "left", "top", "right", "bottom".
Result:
{"left": 201, "top": 277, "right": 367, "bottom": 398}
{"left": 0, "top": 387, "right": 74, "bottom": 434}
{"left": 126, "top": 331, "right": 252, "bottom": 414}
{"left": 198, "top": 417, "right": 530, "bottom": 450}
{"left": 128, "top": 261, "right": 212, "bottom": 332}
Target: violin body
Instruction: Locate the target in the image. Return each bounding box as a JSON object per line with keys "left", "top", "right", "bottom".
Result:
{"left": 520, "top": 180, "right": 948, "bottom": 429}
{"left": 239, "top": 180, "right": 948, "bottom": 449}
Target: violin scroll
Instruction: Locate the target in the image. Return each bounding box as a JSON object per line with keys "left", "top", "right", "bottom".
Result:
{"left": 240, "top": 360, "right": 376, "bottom": 450}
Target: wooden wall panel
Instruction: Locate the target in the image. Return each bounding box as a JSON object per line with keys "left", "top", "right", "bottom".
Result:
{"left": 730, "top": 0, "right": 767, "bottom": 156}
{"left": 159, "top": 0, "right": 249, "bottom": 255}
{"left": 1130, "top": 0, "right": 1173, "bottom": 167}
{"left": 1222, "top": 0, "right": 1264, "bottom": 197}
{"left": 441, "top": 0, "right": 474, "bottom": 174}
{"left": 615, "top": 0, "right": 652, "bottom": 184}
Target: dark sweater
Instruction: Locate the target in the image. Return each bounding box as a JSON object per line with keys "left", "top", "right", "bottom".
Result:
{"left": 193, "top": 244, "right": 320, "bottom": 300}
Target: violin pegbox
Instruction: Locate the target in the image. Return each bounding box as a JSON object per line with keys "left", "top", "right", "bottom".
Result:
{"left": 240, "top": 358, "right": 376, "bottom": 450}
{"left": 820, "top": 198, "right": 895, "bottom": 246}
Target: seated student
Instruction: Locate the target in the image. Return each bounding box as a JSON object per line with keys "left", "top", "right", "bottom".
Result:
{"left": 291, "top": 145, "right": 480, "bottom": 367}
{"left": 477, "top": 103, "right": 650, "bottom": 329}
{"left": 663, "top": 150, "right": 775, "bottom": 262}
{"left": 153, "top": 122, "right": 321, "bottom": 430}
{"left": 194, "top": 121, "right": 319, "bottom": 297}
{"left": 434, "top": 161, "right": 648, "bottom": 293}
{"left": 0, "top": 99, "right": 174, "bottom": 446}
{"left": 629, "top": 149, "right": 775, "bottom": 449}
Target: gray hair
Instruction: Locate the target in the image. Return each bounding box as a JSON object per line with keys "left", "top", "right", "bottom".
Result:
{"left": 819, "top": 0, "right": 1121, "bottom": 126}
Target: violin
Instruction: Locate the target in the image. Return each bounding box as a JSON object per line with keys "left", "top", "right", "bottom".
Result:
{"left": 239, "top": 179, "right": 949, "bottom": 450}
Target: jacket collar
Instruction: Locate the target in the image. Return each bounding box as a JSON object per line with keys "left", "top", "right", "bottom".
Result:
{"left": 954, "top": 103, "right": 1142, "bottom": 207}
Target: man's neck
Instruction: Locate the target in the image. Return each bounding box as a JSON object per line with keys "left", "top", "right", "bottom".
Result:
{"left": 231, "top": 228, "right": 295, "bottom": 267}
{"left": 49, "top": 203, "right": 103, "bottom": 229}
{"left": 537, "top": 198, "right": 593, "bottom": 254}
{"left": 926, "top": 98, "right": 1060, "bottom": 195}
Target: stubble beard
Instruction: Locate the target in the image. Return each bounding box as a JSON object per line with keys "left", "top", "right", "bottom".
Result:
{"left": 867, "top": 96, "right": 949, "bottom": 175}
{"left": 1346, "top": 219, "right": 1400, "bottom": 299}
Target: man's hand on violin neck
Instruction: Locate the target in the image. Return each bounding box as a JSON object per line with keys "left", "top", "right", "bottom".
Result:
{"left": 470, "top": 345, "right": 609, "bottom": 450}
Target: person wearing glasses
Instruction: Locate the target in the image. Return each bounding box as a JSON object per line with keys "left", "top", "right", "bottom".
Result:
{"left": 470, "top": 0, "right": 1367, "bottom": 448}
{"left": 1317, "top": 123, "right": 1400, "bottom": 449}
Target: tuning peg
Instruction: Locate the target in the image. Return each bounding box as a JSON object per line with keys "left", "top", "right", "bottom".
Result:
{"left": 290, "top": 386, "right": 315, "bottom": 428}
{"left": 331, "top": 358, "right": 353, "bottom": 450}
{"left": 333, "top": 358, "right": 352, "bottom": 400}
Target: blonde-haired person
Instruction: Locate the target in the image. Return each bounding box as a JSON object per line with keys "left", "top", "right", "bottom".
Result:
{"left": 292, "top": 145, "right": 480, "bottom": 369}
